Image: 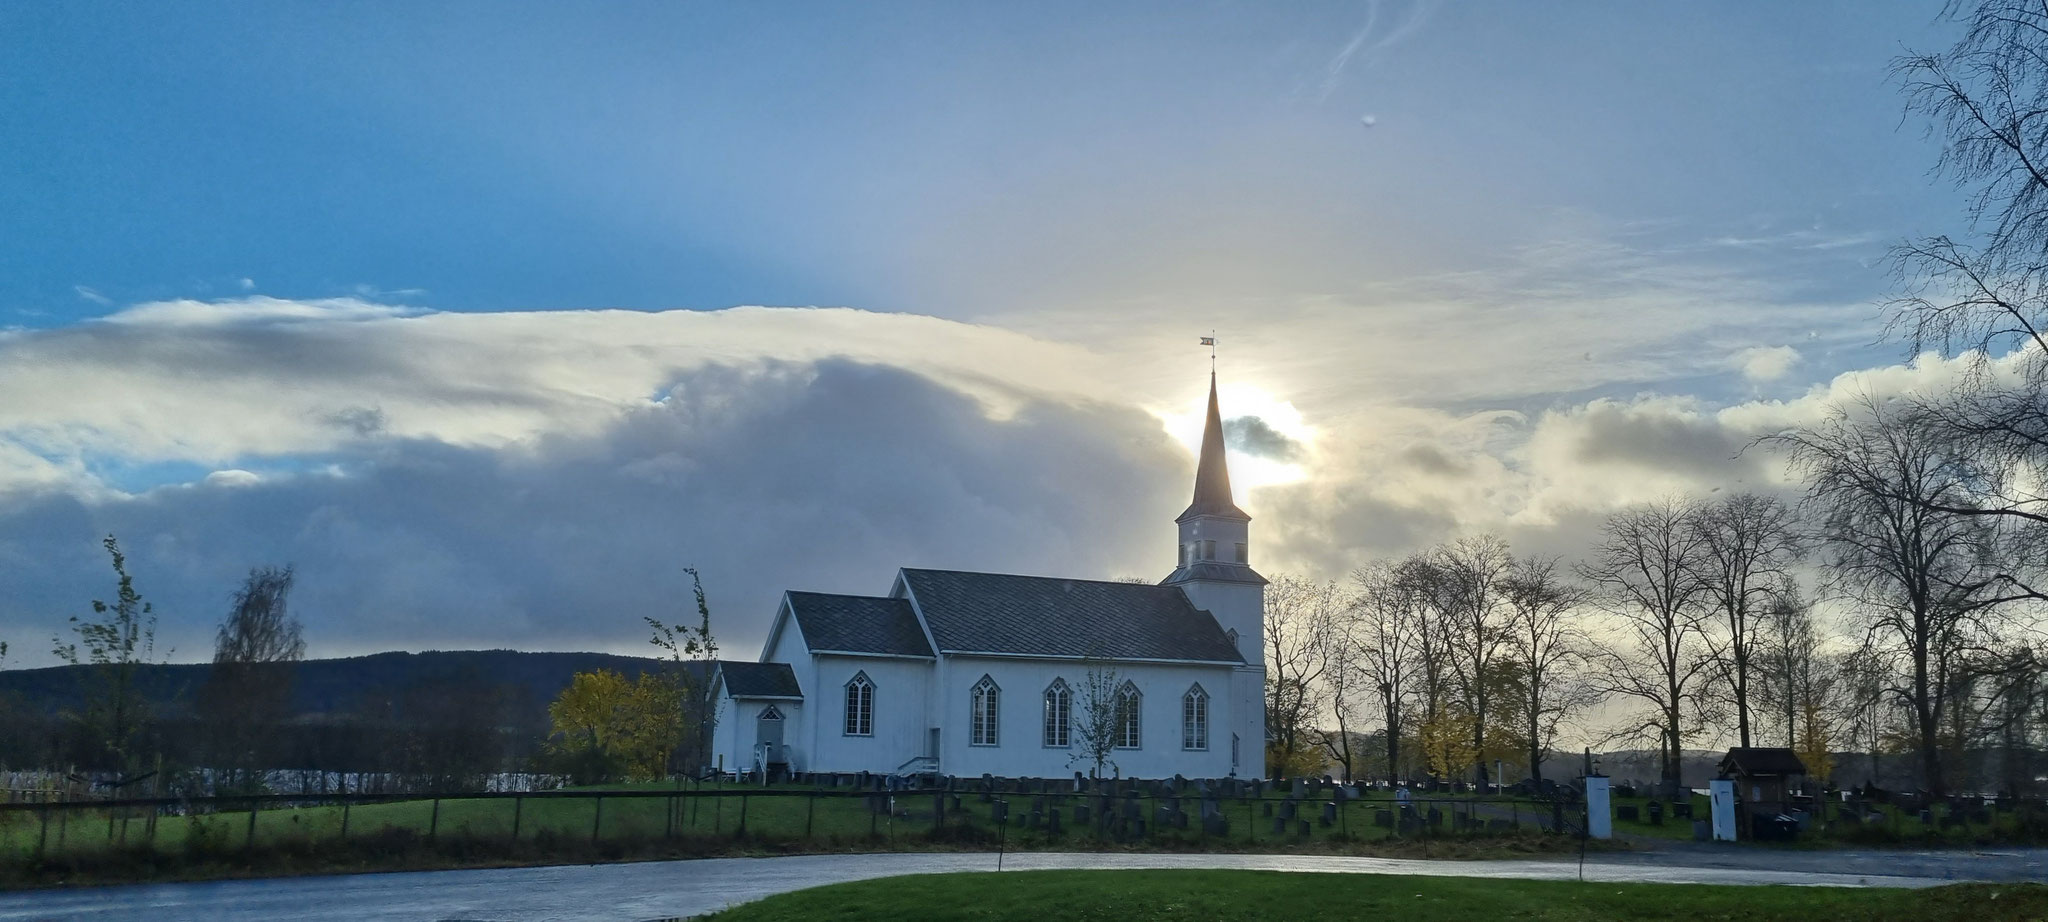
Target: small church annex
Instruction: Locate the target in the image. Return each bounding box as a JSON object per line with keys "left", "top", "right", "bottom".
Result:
{"left": 709, "top": 372, "right": 1268, "bottom": 780}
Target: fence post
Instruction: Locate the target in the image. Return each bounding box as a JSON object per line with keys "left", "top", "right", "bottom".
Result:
{"left": 592, "top": 795, "right": 603, "bottom": 846}
{"left": 246, "top": 800, "right": 260, "bottom": 851}
{"left": 737, "top": 794, "right": 749, "bottom": 838}
{"left": 665, "top": 793, "right": 675, "bottom": 840}
{"left": 36, "top": 804, "right": 50, "bottom": 860}
{"left": 429, "top": 797, "right": 441, "bottom": 842}
{"left": 512, "top": 796, "right": 523, "bottom": 841}
{"left": 806, "top": 793, "right": 816, "bottom": 838}
{"left": 341, "top": 800, "right": 351, "bottom": 840}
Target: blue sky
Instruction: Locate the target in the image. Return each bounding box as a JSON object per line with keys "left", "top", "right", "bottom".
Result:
{"left": 4, "top": 1, "right": 1957, "bottom": 323}
{"left": 0, "top": 1, "right": 2000, "bottom": 664}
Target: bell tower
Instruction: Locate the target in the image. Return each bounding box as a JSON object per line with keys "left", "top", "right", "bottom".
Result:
{"left": 1162, "top": 370, "right": 1268, "bottom": 774}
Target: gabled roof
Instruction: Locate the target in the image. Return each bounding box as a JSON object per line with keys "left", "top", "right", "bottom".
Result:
{"left": 898, "top": 568, "right": 1243, "bottom": 663}
{"left": 1719, "top": 747, "right": 1806, "bottom": 776}
{"left": 786, "top": 591, "right": 934, "bottom": 657}
{"left": 717, "top": 661, "right": 803, "bottom": 699}
{"left": 1179, "top": 372, "right": 1249, "bottom": 523}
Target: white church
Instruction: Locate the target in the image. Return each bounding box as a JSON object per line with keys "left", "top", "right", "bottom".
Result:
{"left": 708, "top": 372, "right": 1268, "bottom": 780}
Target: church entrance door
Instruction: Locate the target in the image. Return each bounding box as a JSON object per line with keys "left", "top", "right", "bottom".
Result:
{"left": 756, "top": 706, "right": 786, "bottom": 775}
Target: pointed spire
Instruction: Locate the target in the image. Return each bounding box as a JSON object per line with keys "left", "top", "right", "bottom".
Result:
{"left": 1180, "top": 371, "right": 1249, "bottom": 522}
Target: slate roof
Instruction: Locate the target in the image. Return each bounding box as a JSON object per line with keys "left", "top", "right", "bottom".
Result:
{"left": 898, "top": 568, "right": 1243, "bottom": 663}
{"left": 785, "top": 591, "right": 934, "bottom": 657}
{"left": 1719, "top": 747, "right": 1807, "bottom": 777}
{"left": 717, "top": 661, "right": 803, "bottom": 699}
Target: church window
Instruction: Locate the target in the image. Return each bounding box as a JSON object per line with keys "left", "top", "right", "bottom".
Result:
{"left": 971, "top": 675, "right": 1001, "bottom": 746}
{"left": 761, "top": 704, "right": 784, "bottom": 720}
{"left": 1114, "top": 681, "right": 1142, "bottom": 749}
{"left": 844, "top": 672, "right": 874, "bottom": 737}
{"left": 1182, "top": 684, "right": 1209, "bottom": 751}
{"left": 1043, "top": 679, "right": 1071, "bottom": 747}
{"left": 1234, "top": 543, "right": 1248, "bottom": 564}
{"left": 1200, "top": 539, "right": 1216, "bottom": 560}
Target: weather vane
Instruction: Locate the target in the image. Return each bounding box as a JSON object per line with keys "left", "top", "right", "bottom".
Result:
{"left": 1200, "top": 332, "right": 1215, "bottom": 372}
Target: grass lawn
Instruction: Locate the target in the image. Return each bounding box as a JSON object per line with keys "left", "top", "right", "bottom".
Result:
{"left": 696, "top": 869, "right": 2048, "bottom": 922}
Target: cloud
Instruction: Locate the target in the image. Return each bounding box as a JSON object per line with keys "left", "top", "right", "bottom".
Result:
{"left": 0, "top": 360, "right": 1187, "bottom": 662}
{"left": 1735, "top": 345, "right": 1800, "bottom": 382}
{"left": 0, "top": 294, "right": 2011, "bottom": 667}
{"left": 73, "top": 286, "right": 111, "bottom": 306}
{"left": 1224, "top": 416, "right": 1305, "bottom": 462}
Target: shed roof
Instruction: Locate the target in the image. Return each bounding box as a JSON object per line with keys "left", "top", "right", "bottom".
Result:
{"left": 1719, "top": 747, "right": 1807, "bottom": 777}
{"left": 717, "top": 661, "right": 803, "bottom": 699}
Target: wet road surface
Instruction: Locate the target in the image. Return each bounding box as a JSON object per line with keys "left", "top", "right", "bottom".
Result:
{"left": 2, "top": 846, "right": 2042, "bottom": 922}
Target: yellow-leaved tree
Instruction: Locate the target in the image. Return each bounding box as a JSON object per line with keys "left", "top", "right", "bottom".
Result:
{"left": 547, "top": 669, "right": 683, "bottom": 784}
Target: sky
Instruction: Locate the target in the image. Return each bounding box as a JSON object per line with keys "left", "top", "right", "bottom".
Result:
{"left": 0, "top": 1, "right": 1996, "bottom": 667}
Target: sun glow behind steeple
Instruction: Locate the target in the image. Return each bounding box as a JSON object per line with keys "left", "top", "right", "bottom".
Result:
{"left": 1160, "top": 379, "right": 1313, "bottom": 499}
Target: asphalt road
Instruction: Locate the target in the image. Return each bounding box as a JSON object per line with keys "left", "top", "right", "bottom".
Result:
{"left": 2, "top": 847, "right": 2041, "bottom": 922}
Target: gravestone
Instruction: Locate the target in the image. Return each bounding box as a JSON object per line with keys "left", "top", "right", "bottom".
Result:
{"left": 1617, "top": 805, "right": 1639, "bottom": 822}
{"left": 1647, "top": 801, "right": 1664, "bottom": 825}
{"left": 1374, "top": 809, "right": 1394, "bottom": 828}
{"left": 991, "top": 801, "right": 1008, "bottom": 824}
{"left": 1262, "top": 802, "right": 1273, "bottom": 817}
{"left": 1671, "top": 801, "right": 1693, "bottom": 819}
{"left": 1297, "top": 820, "right": 1312, "bottom": 837}
{"left": 1048, "top": 808, "right": 1062, "bottom": 834}
{"left": 1292, "top": 777, "right": 1307, "bottom": 798}
{"left": 1320, "top": 802, "right": 1338, "bottom": 827}
{"left": 1427, "top": 807, "right": 1443, "bottom": 828}
{"left": 1074, "top": 804, "right": 1090, "bottom": 825}
{"left": 1272, "top": 816, "right": 1287, "bottom": 835}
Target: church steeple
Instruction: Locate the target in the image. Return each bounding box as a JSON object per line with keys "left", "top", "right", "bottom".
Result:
{"left": 1180, "top": 371, "right": 1249, "bottom": 523}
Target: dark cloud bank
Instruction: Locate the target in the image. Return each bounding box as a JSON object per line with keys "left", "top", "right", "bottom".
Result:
{"left": 0, "top": 361, "right": 1188, "bottom": 662}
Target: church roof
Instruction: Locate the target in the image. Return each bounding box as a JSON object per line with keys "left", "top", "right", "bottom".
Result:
{"left": 717, "top": 660, "right": 804, "bottom": 699}
{"left": 1180, "top": 372, "right": 1249, "bottom": 522}
{"left": 899, "top": 568, "right": 1243, "bottom": 663}
{"left": 785, "top": 591, "right": 934, "bottom": 657}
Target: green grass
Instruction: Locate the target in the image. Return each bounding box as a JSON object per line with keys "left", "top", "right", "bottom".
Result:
{"left": 0, "top": 784, "right": 1547, "bottom": 865}
{"left": 695, "top": 869, "right": 2048, "bottom": 922}
{"left": 0, "top": 785, "right": 1592, "bottom": 888}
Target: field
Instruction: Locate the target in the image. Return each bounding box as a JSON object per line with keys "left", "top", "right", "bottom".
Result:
{"left": 0, "top": 782, "right": 1585, "bottom": 887}
{"left": 696, "top": 869, "right": 2048, "bottom": 922}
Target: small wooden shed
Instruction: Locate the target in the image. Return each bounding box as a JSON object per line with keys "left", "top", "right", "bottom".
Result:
{"left": 1719, "top": 747, "right": 1807, "bottom": 811}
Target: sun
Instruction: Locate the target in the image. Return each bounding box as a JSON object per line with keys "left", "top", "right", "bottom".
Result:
{"left": 1160, "top": 381, "right": 1314, "bottom": 494}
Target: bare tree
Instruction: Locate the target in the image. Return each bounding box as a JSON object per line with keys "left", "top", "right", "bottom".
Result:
{"left": 1431, "top": 536, "right": 1517, "bottom": 786}
{"left": 1316, "top": 605, "right": 1365, "bottom": 781}
{"left": 1264, "top": 575, "right": 1336, "bottom": 777}
{"left": 52, "top": 535, "right": 162, "bottom": 776}
{"left": 1579, "top": 498, "right": 1714, "bottom": 792}
{"left": 1885, "top": 1, "right": 2048, "bottom": 604}
{"left": 198, "top": 565, "right": 305, "bottom": 791}
{"left": 1351, "top": 562, "right": 1421, "bottom": 781}
{"left": 1691, "top": 493, "right": 1801, "bottom": 748}
{"left": 1502, "top": 557, "right": 1592, "bottom": 784}
{"left": 1772, "top": 396, "right": 2012, "bottom": 796}
{"left": 1069, "top": 659, "right": 1123, "bottom": 779}
{"left": 645, "top": 567, "right": 721, "bottom": 775}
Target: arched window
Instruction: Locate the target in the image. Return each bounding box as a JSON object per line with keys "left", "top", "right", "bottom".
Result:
{"left": 1114, "top": 681, "right": 1142, "bottom": 749}
{"left": 971, "top": 675, "right": 1001, "bottom": 746}
{"left": 1043, "top": 679, "right": 1072, "bottom": 748}
{"left": 844, "top": 672, "right": 873, "bottom": 737}
{"left": 1182, "top": 684, "right": 1209, "bottom": 751}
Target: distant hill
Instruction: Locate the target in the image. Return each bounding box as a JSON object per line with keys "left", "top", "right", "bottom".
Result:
{"left": 0, "top": 649, "right": 682, "bottom": 720}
